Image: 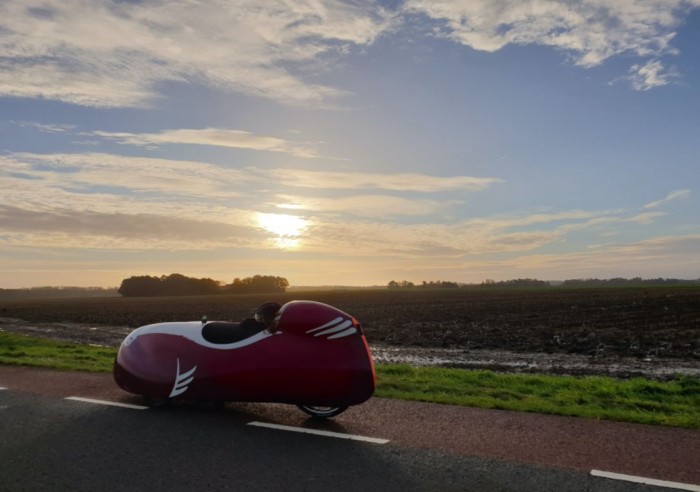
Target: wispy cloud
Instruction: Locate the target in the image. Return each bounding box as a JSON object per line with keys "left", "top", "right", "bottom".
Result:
{"left": 499, "top": 234, "right": 700, "bottom": 279}
{"left": 1, "top": 152, "right": 261, "bottom": 200}
{"left": 266, "top": 168, "right": 502, "bottom": 192}
{"left": 1, "top": 0, "right": 696, "bottom": 110}
{"left": 0, "top": 151, "right": 690, "bottom": 265}
{"left": 0, "top": 205, "right": 261, "bottom": 250}
{"left": 2, "top": 152, "right": 501, "bottom": 198}
{"left": 0, "top": 151, "right": 503, "bottom": 251}
{"left": 0, "top": 0, "right": 394, "bottom": 107}
{"left": 405, "top": 0, "right": 697, "bottom": 89}
{"left": 275, "top": 194, "right": 451, "bottom": 218}
{"left": 618, "top": 59, "right": 680, "bottom": 90}
{"left": 644, "top": 189, "right": 691, "bottom": 208}
{"left": 13, "top": 121, "right": 76, "bottom": 133}
{"left": 93, "top": 128, "right": 324, "bottom": 158}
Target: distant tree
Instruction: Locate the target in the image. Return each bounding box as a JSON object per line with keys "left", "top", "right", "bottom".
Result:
{"left": 0, "top": 286, "right": 118, "bottom": 300}
{"left": 160, "top": 274, "right": 220, "bottom": 296}
{"left": 228, "top": 275, "right": 289, "bottom": 294}
{"left": 119, "top": 273, "right": 222, "bottom": 297}
{"left": 387, "top": 280, "right": 415, "bottom": 289}
{"left": 480, "top": 278, "right": 548, "bottom": 288}
{"left": 560, "top": 277, "right": 698, "bottom": 288}
{"left": 118, "top": 275, "right": 162, "bottom": 297}
{"left": 420, "top": 280, "right": 459, "bottom": 289}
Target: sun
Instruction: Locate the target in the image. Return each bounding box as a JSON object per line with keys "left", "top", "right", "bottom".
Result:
{"left": 256, "top": 212, "right": 309, "bottom": 249}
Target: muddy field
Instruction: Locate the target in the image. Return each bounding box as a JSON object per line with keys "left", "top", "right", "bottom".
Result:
{"left": 1, "top": 287, "right": 699, "bottom": 379}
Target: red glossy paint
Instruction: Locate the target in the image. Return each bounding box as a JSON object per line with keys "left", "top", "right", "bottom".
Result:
{"left": 113, "top": 301, "right": 375, "bottom": 410}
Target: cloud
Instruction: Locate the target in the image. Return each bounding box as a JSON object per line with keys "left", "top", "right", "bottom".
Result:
{"left": 2, "top": 1, "right": 696, "bottom": 109}
{"left": 405, "top": 0, "right": 697, "bottom": 88}
{"left": 500, "top": 234, "right": 700, "bottom": 279}
{"left": 0, "top": 0, "right": 394, "bottom": 107}
{"left": 0, "top": 151, "right": 502, "bottom": 252}
{"left": 13, "top": 121, "right": 76, "bottom": 133}
{"left": 0, "top": 204, "right": 261, "bottom": 250}
{"left": 0, "top": 151, "right": 687, "bottom": 263}
{"left": 93, "top": 128, "right": 323, "bottom": 158}
{"left": 266, "top": 168, "right": 502, "bottom": 192}
{"left": 644, "top": 189, "right": 691, "bottom": 208}
{"left": 275, "top": 194, "right": 450, "bottom": 218}
{"left": 622, "top": 59, "right": 680, "bottom": 90}
{"left": 2, "top": 152, "right": 501, "bottom": 201}
{"left": 1, "top": 152, "right": 262, "bottom": 200}
{"left": 297, "top": 210, "right": 609, "bottom": 258}
{"left": 406, "top": 0, "right": 689, "bottom": 64}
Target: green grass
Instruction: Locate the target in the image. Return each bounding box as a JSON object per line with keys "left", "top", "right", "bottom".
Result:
{"left": 0, "top": 332, "right": 116, "bottom": 372}
{"left": 376, "top": 365, "right": 700, "bottom": 428}
{"left": 1, "top": 332, "right": 698, "bottom": 428}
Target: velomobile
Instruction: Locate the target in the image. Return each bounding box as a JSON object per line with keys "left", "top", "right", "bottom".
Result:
{"left": 113, "top": 300, "right": 375, "bottom": 418}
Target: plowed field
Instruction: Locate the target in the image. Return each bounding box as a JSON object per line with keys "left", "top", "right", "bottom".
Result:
{"left": 1, "top": 287, "right": 698, "bottom": 360}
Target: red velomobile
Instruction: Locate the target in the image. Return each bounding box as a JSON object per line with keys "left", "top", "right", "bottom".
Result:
{"left": 113, "top": 300, "right": 376, "bottom": 418}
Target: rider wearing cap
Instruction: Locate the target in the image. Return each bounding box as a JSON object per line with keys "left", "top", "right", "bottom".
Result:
{"left": 253, "top": 301, "right": 282, "bottom": 333}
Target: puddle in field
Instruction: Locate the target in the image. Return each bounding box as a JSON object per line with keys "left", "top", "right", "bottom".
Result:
{"left": 370, "top": 344, "right": 700, "bottom": 380}
{"left": 1, "top": 318, "right": 698, "bottom": 380}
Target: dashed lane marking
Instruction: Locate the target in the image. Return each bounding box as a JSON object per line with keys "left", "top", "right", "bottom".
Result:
{"left": 65, "top": 396, "right": 149, "bottom": 410}
{"left": 247, "top": 421, "right": 389, "bottom": 444}
{"left": 591, "top": 470, "right": 700, "bottom": 491}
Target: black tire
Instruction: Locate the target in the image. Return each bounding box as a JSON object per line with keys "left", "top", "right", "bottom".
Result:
{"left": 144, "top": 396, "right": 172, "bottom": 408}
{"left": 296, "top": 404, "right": 348, "bottom": 418}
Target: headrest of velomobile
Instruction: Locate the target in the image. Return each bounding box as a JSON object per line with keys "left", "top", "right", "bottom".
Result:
{"left": 275, "top": 300, "right": 358, "bottom": 338}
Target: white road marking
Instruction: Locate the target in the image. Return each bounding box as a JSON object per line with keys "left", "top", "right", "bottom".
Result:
{"left": 65, "top": 396, "right": 148, "bottom": 410}
{"left": 247, "top": 421, "right": 389, "bottom": 444}
{"left": 591, "top": 470, "right": 700, "bottom": 491}
{"left": 0, "top": 387, "right": 7, "bottom": 390}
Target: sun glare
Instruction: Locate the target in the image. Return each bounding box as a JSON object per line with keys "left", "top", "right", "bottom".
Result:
{"left": 256, "top": 212, "right": 309, "bottom": 249}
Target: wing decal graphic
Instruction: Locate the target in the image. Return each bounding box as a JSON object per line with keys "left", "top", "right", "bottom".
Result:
{"left": 169, "top": 358, "right": 197, "bottom": 397}
{"left": 328, "top": 327, "right": 358, "bottom": 339}
{"left": 306, "top": 317, "right": 357, "bottom": 339}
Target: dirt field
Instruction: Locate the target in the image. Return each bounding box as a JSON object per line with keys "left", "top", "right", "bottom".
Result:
{"left": 1, "top": 287, "right": 699, "bottom": 379}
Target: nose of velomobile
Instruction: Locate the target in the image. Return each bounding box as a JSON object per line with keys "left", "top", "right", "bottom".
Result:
{"left": 113, "top": 328, "right": 174, "bottom": 399}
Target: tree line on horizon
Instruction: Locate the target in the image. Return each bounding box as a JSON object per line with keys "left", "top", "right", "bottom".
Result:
{"left": 2, "top": 275, "right": 699, "bottom": 300}
{"left": 0, "top": 286, "right": 119, "bottom": 300}
{"left": 387, "top": 277, "right": 700, "bottom": 289}
{"left": 117, "top": 273, "right": 289, "bottom": 297}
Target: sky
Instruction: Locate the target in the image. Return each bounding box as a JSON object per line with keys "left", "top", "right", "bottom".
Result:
{"left": 1, "top": 0, "right": 699, "bottom": 289}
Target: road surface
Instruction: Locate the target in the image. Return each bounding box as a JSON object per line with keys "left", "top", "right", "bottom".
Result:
{"left": 1, "top": 366, "right": 698, "bottom": 491}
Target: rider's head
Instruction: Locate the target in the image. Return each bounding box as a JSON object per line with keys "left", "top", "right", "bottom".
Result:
{"left": 254, "top": 301, "right": 282, "bottom": 327}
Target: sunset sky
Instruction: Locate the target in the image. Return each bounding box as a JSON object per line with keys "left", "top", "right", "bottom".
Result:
{"left": 1, "top": 0, "right": 699, "bottom": 288}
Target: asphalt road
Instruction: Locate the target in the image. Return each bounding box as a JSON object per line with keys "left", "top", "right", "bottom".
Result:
{"left": 1, "top": 366, "right": 699, "bottom": 492}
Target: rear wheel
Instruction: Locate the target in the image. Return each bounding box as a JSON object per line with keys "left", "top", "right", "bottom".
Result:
{"left": 143, "top": 396, "right": 172, "bottom": 408}
{"left": 296, "top": 405, "right": 348, "bottom": 418}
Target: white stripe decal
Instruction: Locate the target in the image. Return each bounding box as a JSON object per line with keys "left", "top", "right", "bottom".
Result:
{"left": 65, "top": 397, "right": 148, "bottom": 410}
{"left": 591, "top": 470, "right": 700, "bottom": 491}
{"left": 328, "top": 327, "right": 358, "bottom": 339}
{"left": 313, "top": 320, "right": 353, "bottom": 337}
{"left": 306, "top": 317, "right": 344, "bottom": 333}
{"left": 170, "top": 358, "right": 197, "bottom": 397}
{"left": 247, "top": 421, "right": 389, "bottom": 444}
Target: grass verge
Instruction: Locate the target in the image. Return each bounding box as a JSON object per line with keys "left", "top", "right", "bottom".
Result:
{"left": 376, "top": 365, "right": 700, "bottom": 429}
{"left": 0, "top": 331, "right": 116, "bottom": 372}
{"left": 1, "top": 332, "right": 698, "bottom": 428}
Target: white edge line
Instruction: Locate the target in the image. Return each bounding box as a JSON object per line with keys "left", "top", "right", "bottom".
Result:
{"left": 65, "top": 396, "right": 148, "bottom": 410}
{"left": 247, "top": 421, "right": 389, "bottom": 444}
{"left": 591, "top": 470, "right": 700, "bottom": 492}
